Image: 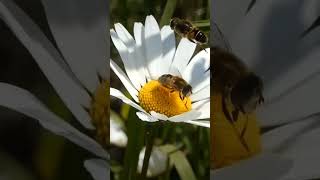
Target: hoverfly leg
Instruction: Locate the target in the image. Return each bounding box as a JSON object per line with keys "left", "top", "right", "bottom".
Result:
{"left": 221, "top": 93, "right": 233, "bottom": 123}
{"left": 199, "top": 45, "right": 208, "bottom": 53}
{"left": 259, "top": 95, "right": 264, "bottom": 104}
{"left": 184, "top": 100, "right": 188, "bottom": 109}
{"left": 240, "top": 114, "right": 249, "bottom": 138}
{"left": 188, "top": 38, "right": 196, "bottom": 44}
{"left": 179, "top": 92, "right": 185, "bottom": 101}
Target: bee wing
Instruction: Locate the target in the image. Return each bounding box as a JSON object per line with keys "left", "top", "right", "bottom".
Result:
{"left": 211, "top": 22, "right": 232, "bottom": 52}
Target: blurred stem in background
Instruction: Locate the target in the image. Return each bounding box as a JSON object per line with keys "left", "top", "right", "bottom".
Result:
{"left": 160, "top": 0, "right": 177, "bottom": 26}
{"left": 121, "top": 108, "right": 145, "bottom": 180}
{"left": 141, "top": 123, "right": 159, "bottom": 179}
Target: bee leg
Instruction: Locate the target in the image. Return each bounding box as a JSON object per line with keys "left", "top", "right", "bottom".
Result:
{"left": 184, "top": 100, "right": 188, "bottom": 109}
{"left": 232, "top": 110, "right": 239, "bottom": 122}
{"left": 221, "top": 94, "right": 233, "bottom": 123}
{"left": 259, "top": 95, "right": 264, "bottom": 104}
{"left": 188, "top": 38, "right": 196, "bottom": 43}
{"left": 240, "top": 114, "right": 249, "bottom": 138}
{"left": 179, "top": 92, "right": 185, "bottom": 101}
{"left": 200, "top": 45, "right": 208, "bottom": 53}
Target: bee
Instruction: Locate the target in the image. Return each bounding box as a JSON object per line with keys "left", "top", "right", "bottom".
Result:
{"left": 212, "top": 47, "right": 264, "bottom": 115}
{"left": 212, "top": 23, "right": 264, "bottom": 121}
{"left": 158, "top": 74, "right": 192, "bottom": 101}
{"left": 170, "top": 17, "right": 208, "bottom": 45}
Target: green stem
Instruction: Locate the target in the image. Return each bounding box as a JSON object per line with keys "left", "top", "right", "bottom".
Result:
{"left": 141, "top": 124, "right": 156, "bottom": 179}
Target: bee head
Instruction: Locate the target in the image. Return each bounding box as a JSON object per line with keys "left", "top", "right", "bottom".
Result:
{"left": 230, "top": 73, "right": 264, "bottom": 113}
{"left": 181, "top": 85, "right": 192, "bottom": 98}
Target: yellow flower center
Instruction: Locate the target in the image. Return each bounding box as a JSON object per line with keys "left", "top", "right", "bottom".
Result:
{"left": 138, "top": 80, "right": 192, "bottom": 117}
{"left": 90, "top": 80, "right": 109, "bottom": 148}
{"left": 211, "top": 92, "right": 262, "bottom": 169}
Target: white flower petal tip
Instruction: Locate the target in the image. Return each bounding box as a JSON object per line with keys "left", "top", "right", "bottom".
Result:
{"left": 84, "top": 159, "right": 109, "bottom": 180}
{"left": 137, "top": 112, "right": 159, "bottom": 122}
{"left": 170, "top": 38, "right": 197, "bottom": 75}
{"left": 211, "top": 153, "right": 293, "bottom": 180}
{"left": 138, "top": 147, "right": 168, "bottom": 177}
{"left": 110, "top": 88, "right": 144, "bottom": 112}
{"left": 144, "top": 15, "right": 163, "bottom": 79}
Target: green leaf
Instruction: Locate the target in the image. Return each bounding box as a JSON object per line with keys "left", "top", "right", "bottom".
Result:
{"left": 192, "top": 19, "right": 210, "bottom": 28}
{"left": 160, "top": 0, "right": 178, "bottom": 27}
{"left": 170, "top": 150, "right": 197, "bottom": 180}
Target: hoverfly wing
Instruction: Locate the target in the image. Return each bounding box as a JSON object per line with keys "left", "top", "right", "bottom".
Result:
{"left": 211, "top": 21, "right": 232, "bottom": 52}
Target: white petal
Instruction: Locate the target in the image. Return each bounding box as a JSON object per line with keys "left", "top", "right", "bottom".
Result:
{"left": 182, "top": 48, "right": 210, "bottom": 92}
{"left": 144, "top": 15, "right": 163, "bottom": 79}
{"left": 110, "top": 59, "right": 139, "bottom": 102}
{"left": 41, "top": 0, "right": 108, "bottom": 91}
{"left": 114, "top": 23, "right": 136, "bottom": 51}
{"left": 84, "top": 159, "right": 109, "bottom": 180}
{"left": 136, "top": 112, "right": 159, "bottom": 122}
{"left": 134, "top": 22, "right": 151, "bottom": 80}
{"left": 192, "top": 99, "right": 210, "bottom": 119}
{"left": 170, "top": 38, "right": 196, "bottom": 75}
{"left": 263, "top": 115, "right": 320, "bottom": 180}
{"left": 257, "top": 71, "right": 320, "bottom": 127}
{"left": 263, "top": 47, "right": 320, "bottom": 102}
{"left": 160, "top": 25, "right": 176, "bottom": 74}
{"left": 114, "top": 23, "right": 146, "bottom": 87}
{"left": 110, "top": 117, "right": 127, "bottom": 147}
{"left": 150, "top": 111, "right": 169, "bottom": 121}
{"left": 0, "top": 83, "right": 108, "bottom": 159}
{"left": 185, "top": 120, "right": 210, "bottom": 128}
{"left": 211, "top": 153, "right": 292, "bottom": 180}
{"left": 231, "top": 0, "right": 320, "bottom": 70}
{"left": 213, "top": 0, "right": 251, "bottom": 39}
{"left": 191, "top": 85, "right": 210, "bottom": 102}
{"left": 0, "top": 1, "right": 94, "bottom": 129}
{"left": 138, "top": 147, "right": 168, "bottom": 177}
{"left": 110, "top": 29, "right": 142, "bottom": 90}
{"left": 110, "top": 88, "right": 144, "bottom": 113}
{"left": 168, "top": 110, "right": 201, "bottom": 122}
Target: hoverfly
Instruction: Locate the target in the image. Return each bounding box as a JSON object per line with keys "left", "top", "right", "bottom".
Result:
{"left": 170, "top": 17, "right": 208, "bottom": 47}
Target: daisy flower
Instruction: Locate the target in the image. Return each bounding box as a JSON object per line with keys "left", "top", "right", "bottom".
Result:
{"left": 212, "top": 0, "right": 320, "bottom": 179}
{"left": 110, "top": 15, "right": 210, "bottom": 127}
{"left": 0, "top": 1, "right": 109, "bottom": 179}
